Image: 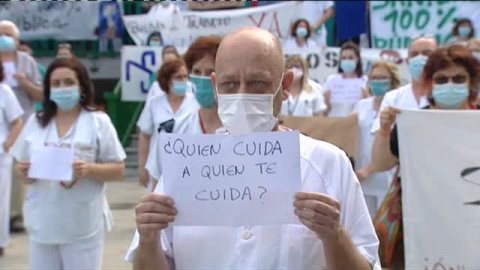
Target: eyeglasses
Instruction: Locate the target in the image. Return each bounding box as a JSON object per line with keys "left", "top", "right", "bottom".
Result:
{"left": 433, "top": 74, "right": 468, "bottom": 84}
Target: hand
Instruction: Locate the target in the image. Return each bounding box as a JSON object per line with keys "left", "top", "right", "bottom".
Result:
{"left": 16, "top": 161, "right": 36, "bottom": 184}
{"left": 294, "top": 192, "right": 342, "bottom": 243}
{"left": 3, "top": 142, "right": 10, "bottom": 153}
{"left": 135, "top": 194, "right": 177, "bottom": 242}
{"left": 73, "top": 159, "right": 90, "bottom": 178}
{"left": 14, "top": 73, "right": 28, "bottom": 87}
{"left": 379, "top": 106, "right": 401, "bottom": 133}
{"left": 355, "top": 166, "right": 372, "bottom": 181}
{"left": 139, "top": 169, "right": 149, "bottom": 188}
{"left": 324, "top": 90, "right": 331, "bottom": 109}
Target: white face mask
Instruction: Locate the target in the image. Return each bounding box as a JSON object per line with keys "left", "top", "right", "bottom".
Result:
{"left": 291, "top": 67, "right": 304, "bottom": 81}
{"left": 216, "top": 73, "right": 284, "bottom": 134}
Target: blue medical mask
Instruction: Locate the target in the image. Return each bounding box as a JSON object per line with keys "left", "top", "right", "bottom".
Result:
{"left": 50, "top": 86, "right": 81, "bottom": 111}
{"left": 369, "top": 79, "right": 391, "bottom": 97}
{"left": 296, "top": 27, "right": 308, "bottom": 38}
{"left": 432, "top": 83, "right": 469, "bottom": 109}
{"left": 473, "top": 52, "right": 480, "bottom": 61}
{"left": 340, "top": 59, "right": 357, "bottom": 73}
{"left": 408, "top": 54, "right": 428, "bottom": 81}
{"left": 458, "top": 26, "right": 472, "bottom": 38}
{"left": 149, "top": 41, "right": 162, "bottom": 47}
{"left": 172, "top": 80, "right": 191, "bottom": 96}
{"left": 190, "top": 74, "right": 215, "bottom": 108}
{"left": 0, "top": 36, "right": 15, "bottom": 52}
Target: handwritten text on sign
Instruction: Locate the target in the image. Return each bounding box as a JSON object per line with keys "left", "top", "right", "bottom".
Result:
{"left": 160, "top": 131, "right": 302, "bottom": 226}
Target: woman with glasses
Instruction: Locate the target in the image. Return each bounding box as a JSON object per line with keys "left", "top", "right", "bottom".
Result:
{"left": 137, "top": 59, "right": 199, "bottom": 190}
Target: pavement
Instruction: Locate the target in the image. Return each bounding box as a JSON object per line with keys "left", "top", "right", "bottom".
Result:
{"left": 0, "top": 178, "right": 145, "bottom": 270}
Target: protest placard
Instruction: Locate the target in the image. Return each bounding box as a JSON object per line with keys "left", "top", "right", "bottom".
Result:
{"left": 160, "top": 131, "right": 301, "bottom": 226}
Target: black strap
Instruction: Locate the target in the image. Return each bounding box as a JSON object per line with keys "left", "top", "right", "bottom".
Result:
{"left": 158, "top": 119, "right": 175, "bottom": 133}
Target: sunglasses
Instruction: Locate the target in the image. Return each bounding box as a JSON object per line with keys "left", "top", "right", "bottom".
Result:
{"left": 433, "top": 74, "right": 468, "bottom": 84}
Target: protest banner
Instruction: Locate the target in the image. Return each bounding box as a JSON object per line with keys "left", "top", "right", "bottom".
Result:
{"left": 280, "top": 115, "right": 358, "bottom": 158}
{"left": 123, "top": 1, "right": 299, "bottom": 47}
{"left": 159, "top": 131, "right": 302, "bottom": 226}
{"left": 397, "top": 110, "right": 480, "bottom": 269}
{"left": 370, "top": 1, "right": 480, "bottom": 49}
{"left": 0, "top": 1, "right": 123, "bottom": 40}
{"left": 121, "top": 45, "right": 409, "bottom": 102}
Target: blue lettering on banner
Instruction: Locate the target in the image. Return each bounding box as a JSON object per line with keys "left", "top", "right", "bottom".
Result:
{"left": 126, "top": 50, "right": 156, "bottom": 94}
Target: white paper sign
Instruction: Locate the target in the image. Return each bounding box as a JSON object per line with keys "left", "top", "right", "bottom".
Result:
{"left": 160, "top": 131, "right": 302, "bottom": 226}
{"left": 29, "top": 145, "right": 75, "bottom": 181}
{"left": 398, "top": 110, "right": 480, "bottom": 269}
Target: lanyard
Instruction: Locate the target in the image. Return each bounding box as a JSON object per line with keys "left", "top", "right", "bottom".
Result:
{"left": 287, "top": 95, "right": 301, "bottom": 116}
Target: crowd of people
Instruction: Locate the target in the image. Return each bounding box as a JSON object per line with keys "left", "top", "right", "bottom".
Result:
{"left": 0, "top": 5, "right": 479, "bottom": 270}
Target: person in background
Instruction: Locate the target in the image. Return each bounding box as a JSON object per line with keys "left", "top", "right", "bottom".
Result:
{"left": 371, "top": 45, "right": 480, "bottom": 269}
{"left": 10, "top": 57, "right": 125, "bottom": 270}
{"left": 352, "top": 61, "right": 400, "bottom": 219}
{"left": 18, "top": 41, "right": 46, "bottom": 79}
{"left": 324, "top": 41, "right": 367, "bottom": 117}
{"left": 283, "top": 19, "right": 318, "bottom": 50}
{"left": 467, "top": 38, "right": 480, "bottom": 105}
{"left": 146, "top": 45, "right": 181, "bottom": 101}
{"left": 57, "top": 43, "right": 74, "bottom": 59}
{"left": 0, "top": 20, "right": 42, "bottom": 234}
{"left": 0, "top": 60, "right": 24, "bottom": 257}
{"left": 299, "top": 0, "right": 334, "bottom": 47}
{"left": 450, "top": 18, "right": 475, "bottom": 46}
{"left": 281, "top": 55, "right": 326, "bottom": 116}
{"left": 125, "top": 36, "right": 224, "bottom": 263}
{"left": 146, "top": 31, "right": 163, "bottom": 47}
{"left": 137, "top": 59, "right": 199, "bottom": 190}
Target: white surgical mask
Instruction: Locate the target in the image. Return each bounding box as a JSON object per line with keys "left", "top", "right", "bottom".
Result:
{"left": 216, "top": 73, "right": 284, "bottom": 134}
{"left": 291, "top": 67, "right": 304, "bottom": 81}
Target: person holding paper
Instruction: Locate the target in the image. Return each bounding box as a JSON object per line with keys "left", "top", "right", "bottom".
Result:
{"left": 9, "top": 57, "right": 126, "bottom": 270}
{"left": 132, "top": 27, "right": 380, "bottom": 270}
{"left": 280, "top": 55, "right": 326, "bottom": 116}
{"left": 352, "top": 61, "right": 400, "bottom": 219}
{"left": 0, "top": 60, "right": 24, "bottom": 257}
{"left": 137, "top": 59, "right": 199, "bottom": 190}
{"left": 323, "top": 41, "right": 368, "bottom": 117}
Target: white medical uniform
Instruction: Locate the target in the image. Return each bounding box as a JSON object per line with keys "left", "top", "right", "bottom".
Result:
{"left": 10, "top": 110, "right": 126, "bottom": 270}
{"left": 146, "top": 81, "right": 165, "bottom": 102}
{"left": 324, "top": 74, "right": 368, "bottom": 117}
{"left": 281, "top": 88, "right": 326, "bottom": 116}
{"left": 353, "top": 97, "right": 394, "bottom": 218}
{"left": 371, "top": 84, "right": 429, "bottom": 133}
{"left": 125, "top": 133, "right": 380, "bottom": 269}
{"left": 283, "top": 38, "right": 318, "bottom": 50}
{"left": 298, "top": 1, "right": 334, "bottom": 46}
{"left": 0, "top": 83, "right": 24, "bottom": 248}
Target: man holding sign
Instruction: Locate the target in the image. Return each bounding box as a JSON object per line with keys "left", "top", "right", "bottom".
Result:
{"left": 133, "top": 27, "right": 379, "bottom": 269}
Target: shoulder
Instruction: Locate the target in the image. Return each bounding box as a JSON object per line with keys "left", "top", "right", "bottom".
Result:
{"left": 325, "top": 74, "right": 340, "bottom": 84}
{"left": 307, "top": 39, "right": 318, "bottom": 47}
{"left": 17, "top": 51, "right": 37, "bottom": 64}
{"left": 0, "top": 83, "right": 13, "bottom": 96}
{"left": 355, "top": 97, "right": 374, "bottom": 109}
{"left": 84, "top": 110, "right": 114, "bottom": 129}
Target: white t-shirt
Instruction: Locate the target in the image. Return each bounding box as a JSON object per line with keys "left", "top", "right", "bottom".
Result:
{"left": 126, "top": 133, "right": 380, "bottom": 269}
{"left": 371, "top": 84, "right": 429, "bottom": 133}
{"left": 10, "top": 110, "right": 126, "bottom": 244}
{"left": 281, "top": 88, "right": 326, "bottom": 117}
{"left": 353, "top": 98, "right": 394, "bottom": 216}
{"left": 148, "top": 3, "right": 179, "bottom": 17}
{"left": 324, "top": 74, "right": 368, "bottom": 117}
{"left": 0, "top": 83, "right": 24, "bottom": 152}
{"left": 283, "top": 38, "right": 318, "bottom": 50}
{"left": 299, "top": 1, "right": 334, "bottom": 46}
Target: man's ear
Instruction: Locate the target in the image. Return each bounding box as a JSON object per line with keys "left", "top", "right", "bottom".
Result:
{"left": 282, "top": 70, "right": 294, "bottom": 101}
{"left": 212, "top": 72, "right": 218, "bottom": 101}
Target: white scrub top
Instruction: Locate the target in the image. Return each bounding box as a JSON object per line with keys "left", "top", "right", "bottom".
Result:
{"left": 371, "top": 84, "right": 429, "bottom": 133}
{"left": 146, "top": 81, "right": 165, "bottom": 102}
{"left": 353, "top": 98, "right": 394, "bottom": 217}
{"left": 283, "top": 38, "right": 318, "bottom": 50}
{"left": 0, "top": 83, "right": 24, "bottom": 153}
{"left": 126, "top": 133, "right": 380, "bottom": 270}
{"left": 10, "top": 110, "right": 126, "bottom": 244}
{"left": 281, "top": 88, "right": 326, "bottom": 117}
{"left": 298, "top": 1, "right": 334, "bottom": 46}
{"left": 324, "top": 74, "right": 368, "bottom": 117}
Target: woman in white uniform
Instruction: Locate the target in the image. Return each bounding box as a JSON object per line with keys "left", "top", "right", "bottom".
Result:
{"left": 281, "top": 55, "right": 326, "bottom": 117}
{"left": 352, "top": 61, "right": 400, "bottom": 219}
{"left": 137, "top": 59, "right": 199, "bottom": 190}
{"left": 10, "top": 57, "right": 126, "bottom": 270}
{"left": 125, "top": 36, "right": 224, "bottom": 263}
{"left": 324, "top": 41, "right": 368, "bottom": 117}
{"left": 283, "top": 19, "right": 318, "bottom": 50}
{"left": 0, "top": 60, "right": 24, "bottom": 257}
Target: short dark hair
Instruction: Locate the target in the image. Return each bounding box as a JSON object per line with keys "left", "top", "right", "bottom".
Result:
{"left": 147, "top": 31, "right": 163, "bottom": 45}
{"left": 37, "top": 57, "right": 96, "bottom": 127}
{"left": 162, "top": 45, "right": 180, "bottom": 58}
{"left": 184, "top": 36, "right": 222, "bottom": 72}
{"left": 290, "top": 19, "right": 311, "bottom": 39}
{"left": 157, "top": 59, "right": 186, "bottom": 93}
{"left": 338, "top": 41, "right": 363, "bottom": 77}
{"left": 452, "top": 18, "right": 475, "bottom": 39}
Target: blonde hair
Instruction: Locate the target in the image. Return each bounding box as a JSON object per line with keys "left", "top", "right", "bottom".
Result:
{"left": 0, "top": 20, "right": 20, "bottom": 39}
{"left": 285, "top": 55, "right": 313, "bottom": 93}
{"left": 369, "top": 61, "right": 401, "bottom": 90}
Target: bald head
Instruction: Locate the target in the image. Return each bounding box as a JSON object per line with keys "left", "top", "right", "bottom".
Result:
{"left": 408, "top": 36, "right": 438, "bottom": 58}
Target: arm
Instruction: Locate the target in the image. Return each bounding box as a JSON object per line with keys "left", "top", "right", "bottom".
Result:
{"left": 3, "top": 118, "right": 23, "bottom": 152}
{"left": 370, "top": 106, "right": 401, "bottom": 172}
{"left": 86, "top": 162, "right": 125, "bottom": 182}
{"left": 313, "top": 6, "right": 335, "bottom": 31}
{"left": 138, "top": 132, "right": 152, "bottom": 187}
{"left": 134, "top": 234, "right": 171, "bottom": 270}
{"left": 15, "top": 73, "right": 43, "bottom": 101}
{"left": 323, "top": 229, "right": 373, "bottom": 269}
